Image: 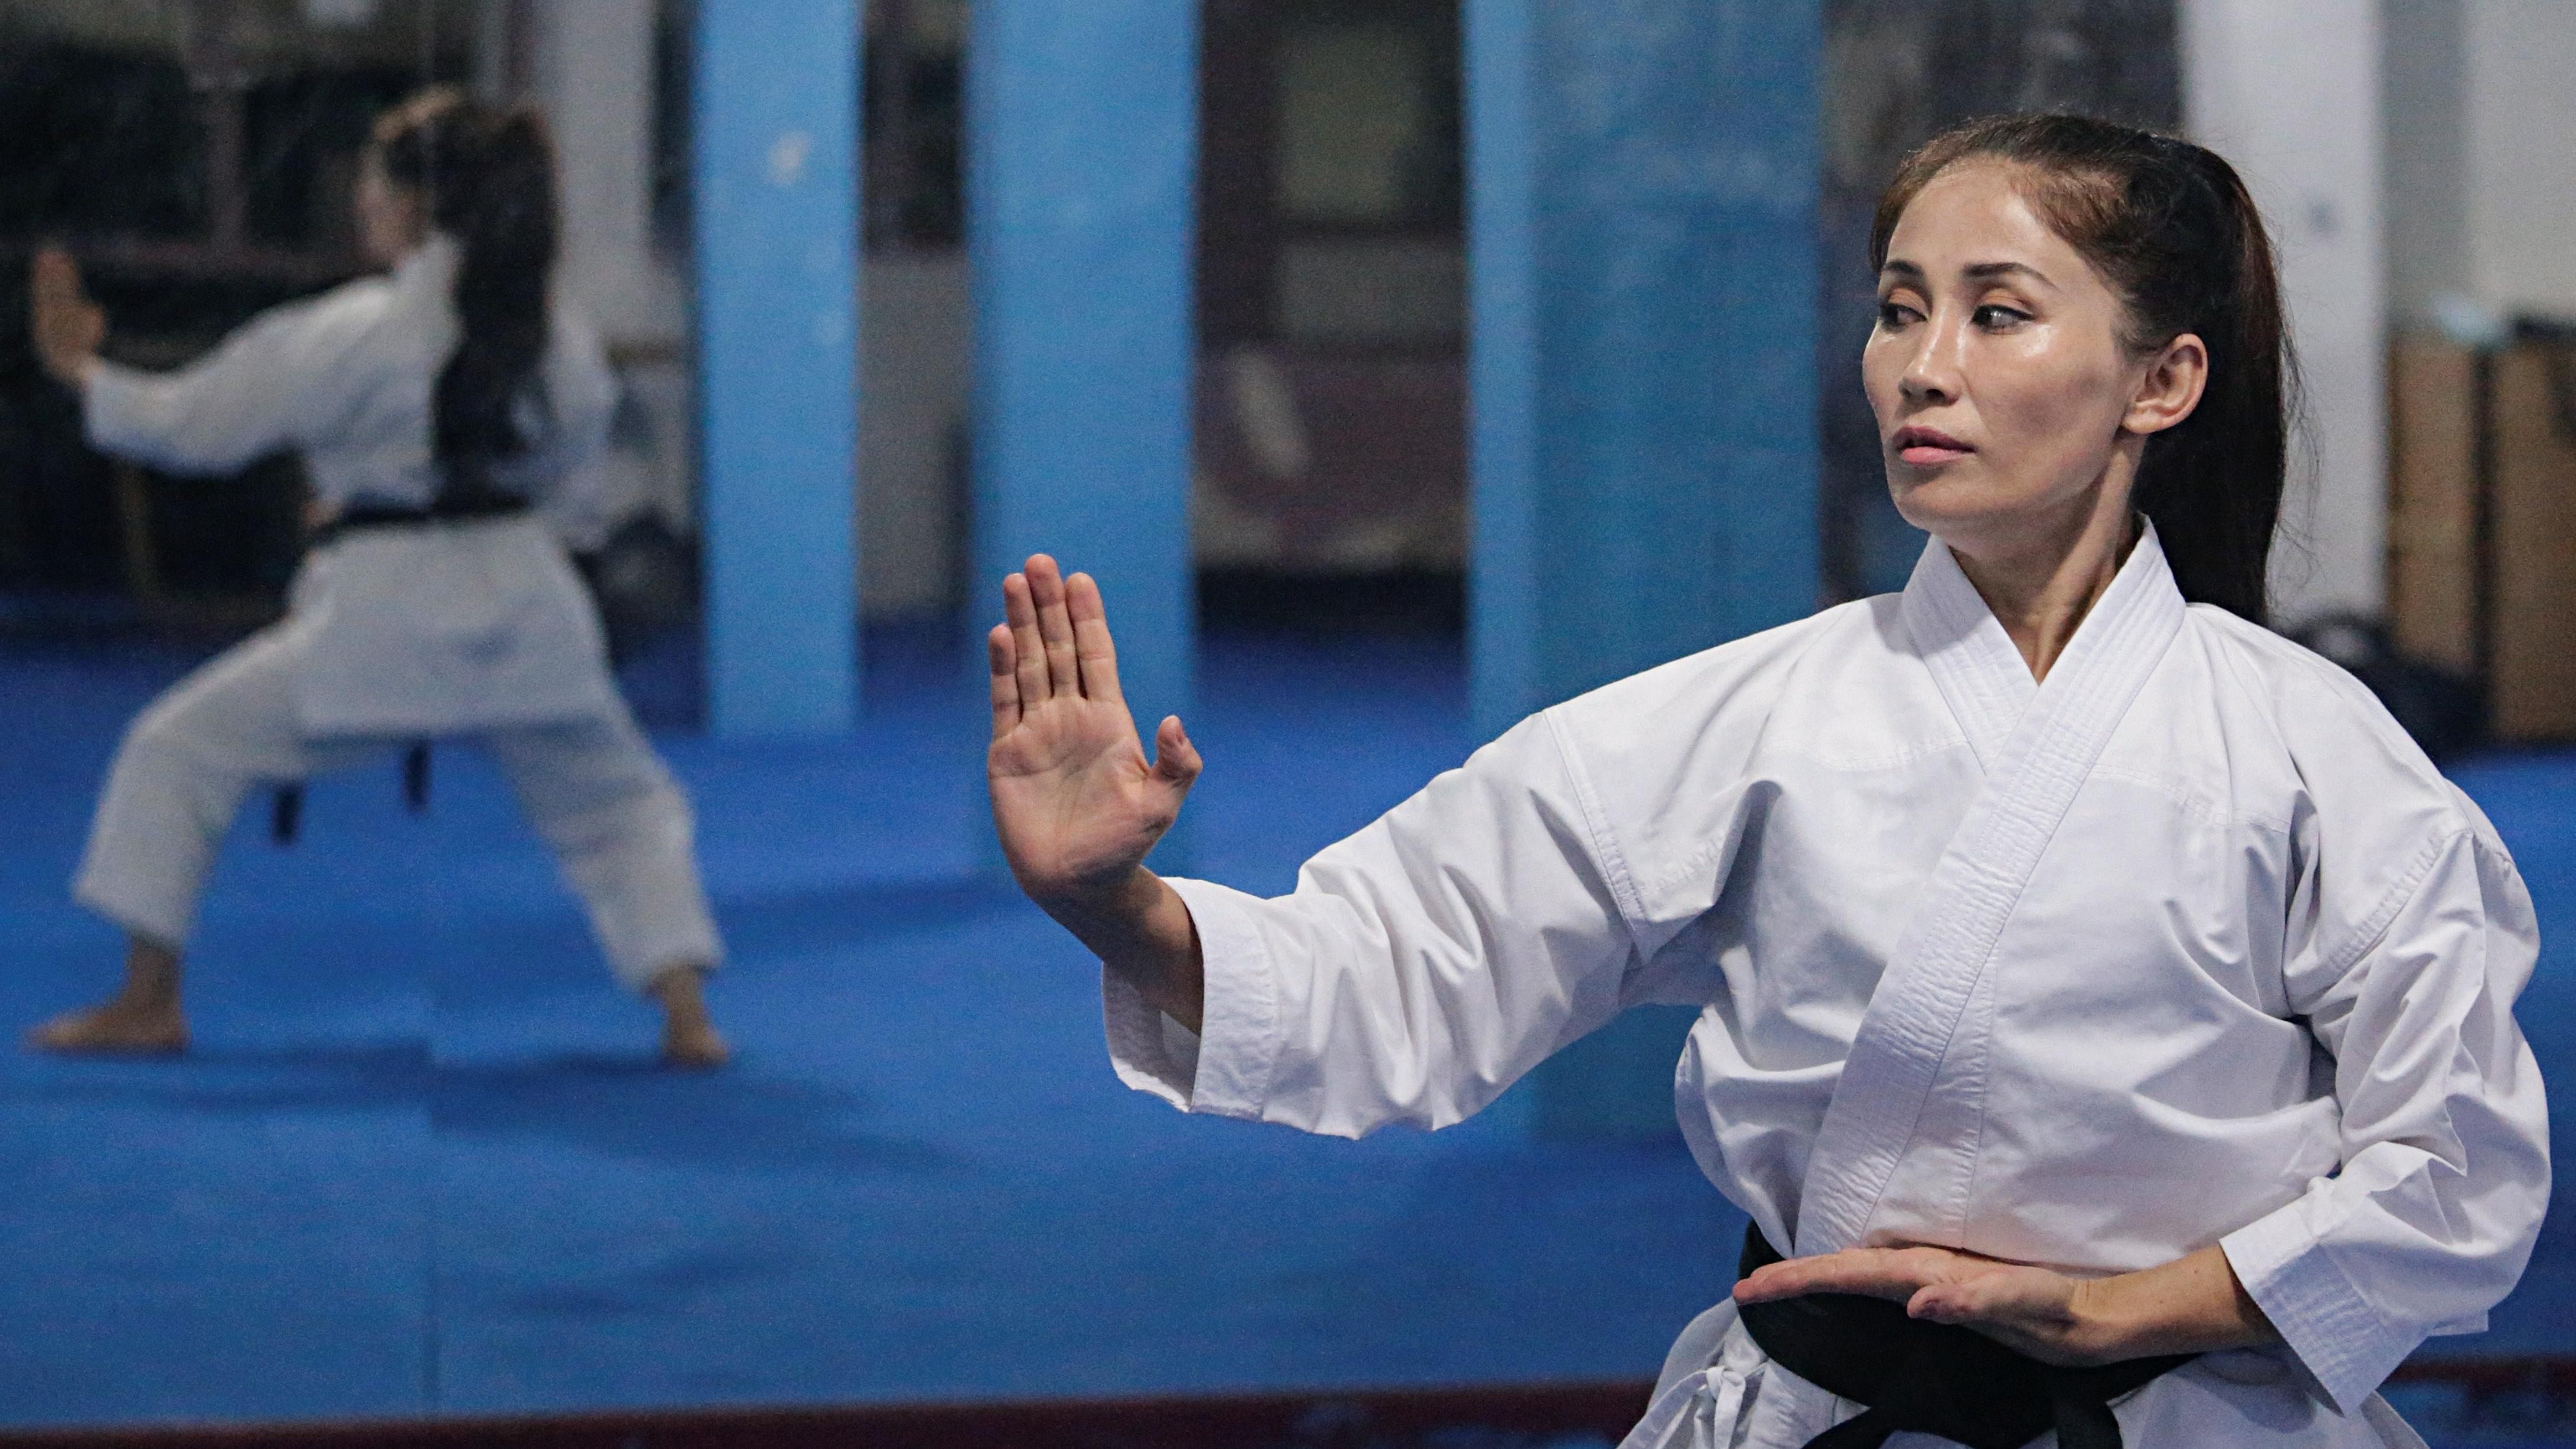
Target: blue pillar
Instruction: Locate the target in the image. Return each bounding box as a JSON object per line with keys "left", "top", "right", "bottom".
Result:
{"left": 1467, "top": 0, "right": 1821, "bottom": 1137}
{"left": 693, "top": 0, "right": 860, "bottom": 737}
{"left": 967, "top": 1, "right": 1198, "bottom": 866}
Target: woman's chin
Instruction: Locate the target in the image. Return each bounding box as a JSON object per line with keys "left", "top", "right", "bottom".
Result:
{"left": 1888, "top": 476, "right": 2015, "bottom": 540}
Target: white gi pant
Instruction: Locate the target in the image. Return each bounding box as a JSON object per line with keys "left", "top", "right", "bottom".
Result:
{"left": 72, "top": 621, "right": 723, "bottom": 991}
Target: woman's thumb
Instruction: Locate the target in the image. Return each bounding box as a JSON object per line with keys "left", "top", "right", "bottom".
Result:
{"left": 1151, "top": 716, "right": 1201, "bottom": 787}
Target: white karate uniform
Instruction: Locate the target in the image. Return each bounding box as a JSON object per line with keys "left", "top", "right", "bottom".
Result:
{"left": 71, "top": 234, "right": 720, "bottom": 989}
{"left": 1107, "top": 526, "right": 2549, "bottom": 1447}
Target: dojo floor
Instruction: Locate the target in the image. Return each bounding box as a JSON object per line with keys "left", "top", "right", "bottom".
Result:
{"left": 2, "top": 624, "right": 2572, "bottom": 1445}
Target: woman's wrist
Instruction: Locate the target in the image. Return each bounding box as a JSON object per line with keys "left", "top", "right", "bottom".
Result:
{"left": 2067, "top": 1246, "right": 2277, "bottom": 1362}
{"left": 1039, "top": 866, "right": 1205, "bottom": 1031}
{"left": 1031, "top": 864, "right": 1166, "bottom": 942}
{"left": 38, "top": 350, "right": 95, "bottom": 392}
{"left": 2064, "top": 1272, "right": 2150, "bottom": 1362}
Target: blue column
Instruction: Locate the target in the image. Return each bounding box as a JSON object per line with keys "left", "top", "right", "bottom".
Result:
{"left": 967, "top": 1, "right": 1198, "bottom": 866}
{"left": 1467, "top": 0, "right": 1821, "bottom": 1137}
{"left": 693, "top": 0, "right": 860, "bottom": 737}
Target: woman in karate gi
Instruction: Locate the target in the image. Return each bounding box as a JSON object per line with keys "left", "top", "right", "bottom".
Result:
{"left": 25, "top": 89, "right": 729, "bottom": 1067}
{"left": 985, "top": 113, "right": 2552, "bottom": 1447}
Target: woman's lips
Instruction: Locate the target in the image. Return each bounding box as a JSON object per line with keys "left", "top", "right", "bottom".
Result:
{"left": 1893, "top": 426, "right": 1972, "bottom": 466}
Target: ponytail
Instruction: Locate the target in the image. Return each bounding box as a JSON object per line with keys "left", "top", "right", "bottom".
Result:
{"left": 1871, "top": 114, "right": 2295, "bottom": 624}
{"left": 372, "top": 87, "right": 560, "bottom": 504}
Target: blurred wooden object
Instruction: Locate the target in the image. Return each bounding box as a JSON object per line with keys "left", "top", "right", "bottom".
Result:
{"left": 2387, "top": 329, "right": 2576, "bottom": 742}
{"left": 2491, "top": 338, "right": 2576, "bottom": 740}
{"left": 2386, "top": 336, "right": 2479, "bottom": 675}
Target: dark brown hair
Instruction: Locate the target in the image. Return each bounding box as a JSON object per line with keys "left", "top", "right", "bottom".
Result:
{"left": 372, "top": 87, "right": 560, "bottom": 504}
{"left": 1871, "top": 113, "right": 2295, "bottom": 623}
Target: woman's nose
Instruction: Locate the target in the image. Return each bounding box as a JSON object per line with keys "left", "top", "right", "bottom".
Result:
{"left": 1900, "top": 325, "right": 1963, "bottom": 404}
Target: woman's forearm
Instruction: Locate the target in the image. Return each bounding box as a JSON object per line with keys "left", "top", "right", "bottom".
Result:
{"left": 1035, "top": 866, "right": 1207, "bottom": 1032}
{"left": 2073, "top": 1243, "right": 2278, "bottom": 1360}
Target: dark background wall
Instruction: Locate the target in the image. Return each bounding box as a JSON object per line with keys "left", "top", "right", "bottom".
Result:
{"left": 1816, "top": 0, "right": 2179, "bottom": 601}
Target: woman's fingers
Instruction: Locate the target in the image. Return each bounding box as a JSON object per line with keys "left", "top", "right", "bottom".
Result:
{"left": 1065, "top": 572, "right": 1123, "bottom": 704}
{"left": 1735, "top": 1247, "right": 1959, "bottom": 1305}
{"left": 1024, "top": 554, "right": 1083, "bottom": 699}
{"left": 1002, "top": 570, "right": 1051, "bottom": 709}
{"left": 998, "top": 557, "right": 1128, "bottom": 717}
{"left": 987, "top": 623, "right": 1021, "bottom": 740}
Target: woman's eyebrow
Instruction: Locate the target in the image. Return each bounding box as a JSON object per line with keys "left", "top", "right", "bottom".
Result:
{"left": 1964, "top": 260, "right": 2054, "bottom": 287}
{"left": 1877, "top": 258, "right": 2055, "bottom": 289}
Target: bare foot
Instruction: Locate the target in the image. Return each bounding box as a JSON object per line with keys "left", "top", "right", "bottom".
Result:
{"left": 661, "top": 1012, "right": 731, "bottom": 1069}
{"left": 649, "top": 965, "right": 729, "bottom": 1069}
{"left": 27, "top": 997, "right": 189, "bottom": 1056}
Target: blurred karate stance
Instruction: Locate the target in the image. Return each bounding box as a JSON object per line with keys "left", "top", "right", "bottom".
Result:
{"left": 25, "top": 89, "right": 728, "bottom": 1067}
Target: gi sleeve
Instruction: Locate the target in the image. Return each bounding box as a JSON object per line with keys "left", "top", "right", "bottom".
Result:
{"left": 1104, "top": 709, "right": 1641, "bottom": 1138}
{"left": 2221, "top": 818, "right": 2551, "bottom": 1414}
{"left": 84, "top": 296, "right": 358, "bottom": 476}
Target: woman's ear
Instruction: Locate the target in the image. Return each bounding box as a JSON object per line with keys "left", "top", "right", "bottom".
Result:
{"left": 2125, "top": 332, "right": 2209, "bottom": 436}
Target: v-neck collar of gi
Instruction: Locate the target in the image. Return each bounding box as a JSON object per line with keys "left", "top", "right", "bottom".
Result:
{"left": 1900, "top": 519, "right": 2183, "bottom": 771}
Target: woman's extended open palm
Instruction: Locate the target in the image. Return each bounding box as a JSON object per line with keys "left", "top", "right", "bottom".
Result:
{"left": 987, "top": 554, "right": 1201, "bottom": 900}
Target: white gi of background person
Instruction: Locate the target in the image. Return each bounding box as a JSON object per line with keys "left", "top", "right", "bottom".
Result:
{"left": 24, "top": 87, "right": 728, "bottom": 1068}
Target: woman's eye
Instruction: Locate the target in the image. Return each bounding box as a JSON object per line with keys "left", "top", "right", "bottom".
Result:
{"left": 1972, "top": 303, "right": 2032, "bottom": 329}
{"left": 1875, "top": 300, "right": 1918, "bottom": 329}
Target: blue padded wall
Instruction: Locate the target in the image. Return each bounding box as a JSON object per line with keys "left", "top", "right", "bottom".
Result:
{"left": 692, "top": 0, "right": 861, "bottom": 737}
{"left": 1467, "top": 0, "right": 1822, "bottom": 1137}
{"left": 967, "top": 1, "right": 1199, "bottom": 867}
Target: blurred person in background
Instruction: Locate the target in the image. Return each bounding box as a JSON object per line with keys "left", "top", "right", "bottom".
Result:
{"left": 24, "top": 87, "right": 728, "bottom": 1067}
{"left": 984, "top": 115, "right": 2547, "bottom": 1448}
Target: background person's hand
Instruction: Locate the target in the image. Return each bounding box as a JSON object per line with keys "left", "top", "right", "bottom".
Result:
{"left": 29, "top": 247, "right": 105, "bottom": 388}
{"left": 987, "top": 553, "right": 1200, "bottom": 903}
{"left": 1733, "top": 1239, "right": 2275, "bottom": 1367}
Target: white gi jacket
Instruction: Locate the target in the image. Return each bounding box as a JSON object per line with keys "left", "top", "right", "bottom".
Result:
{"left": 83, "top": 234, "right": 620, "bottom": 737}
{"left": 1107, "top": 527, "right": 2549, "bottom": 1448}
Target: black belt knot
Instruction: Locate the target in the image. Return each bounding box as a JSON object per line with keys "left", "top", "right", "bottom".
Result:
{"left": 1734, "top": 1226, "right": 2194, "bottom": 1449}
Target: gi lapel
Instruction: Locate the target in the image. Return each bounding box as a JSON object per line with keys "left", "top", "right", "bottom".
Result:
{"left": 1793, "top": 525, "right": 2189, "bottom": 1258}
{"left": 1901, "top": 538, "right": 2037, "bottom": 772}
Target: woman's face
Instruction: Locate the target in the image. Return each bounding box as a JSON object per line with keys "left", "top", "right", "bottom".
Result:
{"left": 1863, "top": 162, "right": 2182, "bottom": 558}
{"left": 353, "top": 153, "right": 426, "bottom": 266}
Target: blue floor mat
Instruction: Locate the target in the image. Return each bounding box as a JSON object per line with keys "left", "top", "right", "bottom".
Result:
{"left": 1, "top": 627, "right": 2570, "bottom": 1447}
{"left": 0, "top": 629, "right": 1735, "bottom": 1427}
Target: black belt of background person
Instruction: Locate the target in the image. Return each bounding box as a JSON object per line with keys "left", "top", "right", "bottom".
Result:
{"left": 312, "top": 491, "right": 529, "bottom": 545}
{"left": 270, "top": 491, "right": 529, "bottom": 844}
{"left": 1734, "top": 1225, "right": 2197, "bottom": 1449}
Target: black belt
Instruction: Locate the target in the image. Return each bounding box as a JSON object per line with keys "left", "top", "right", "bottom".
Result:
{"left": 1735, "top": 1226, "right": 2194, "bottom": 1449}
{"left": 313, "top": 494, "right": 529, "bottom": 544}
